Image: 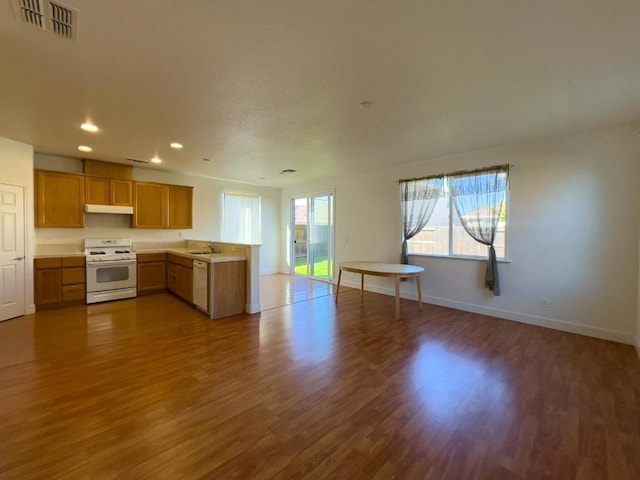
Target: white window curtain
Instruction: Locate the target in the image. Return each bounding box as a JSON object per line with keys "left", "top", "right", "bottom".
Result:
{"left": 449, "top": 165, "right": 509, "bottom": 295}
{"left": 400, "top": 176, "right": 444, "bottom": 264}
{"left": 222, "top": 193, "right": 261, "bottom": 244}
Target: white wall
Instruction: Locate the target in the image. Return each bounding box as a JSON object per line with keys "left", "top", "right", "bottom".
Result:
{"left": 34, "top": 154, "right": 281, "bottom": 274}
{"left": 0, "top": 137, "right": 35, "bottom": 314}
{"left": 281, "top": 123, "right": 640, "bottom": 344}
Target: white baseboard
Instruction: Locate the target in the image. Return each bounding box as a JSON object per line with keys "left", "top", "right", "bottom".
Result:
{"left": 246, "top": 303, "right": 261, "bottom": 314}
{"left": 338, "top": 279, "right": 635, "bottom": 345}
{"left": 26, "top": 304, "right": 35, "bottom": 315}
{"left": 260, "top": 270, "right": 279, "bottom": 276}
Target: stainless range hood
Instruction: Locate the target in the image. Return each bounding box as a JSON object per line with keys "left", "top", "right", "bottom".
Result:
{"left": 85, "top": 204, "right": 134, "bottom": 215}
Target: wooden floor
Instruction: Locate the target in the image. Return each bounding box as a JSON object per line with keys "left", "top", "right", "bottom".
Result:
{"left": 260, "top": 274, "right": 334, "bottom": 311}
{"left": 1, "top": 290, "right": 639, "bottom": 479}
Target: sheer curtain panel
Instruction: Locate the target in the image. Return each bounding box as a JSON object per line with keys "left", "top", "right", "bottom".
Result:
{"left": 449, "top": 165, "right": 509, "bottom": 295}
{"left": 400, "top": 177, "right": 444, "bottom": 264}
{"left": 222, "top": 193, "right": 261, "bottom": 244}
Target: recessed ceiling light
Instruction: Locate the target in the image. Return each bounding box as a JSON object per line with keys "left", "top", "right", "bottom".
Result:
{"left": 357, "top": 100, "right": 374, "bottom": 109}
{"left": 170, "top": 142, "right": 183, "bottom": 149}
{"left": 78, "top": 145, "right": 92, "bottom": 152}
{"left": 150, "top": 157, "right": 162, "bottom": 164}
{"left": 81, "top": 122, "right": 99, "bottom": 132}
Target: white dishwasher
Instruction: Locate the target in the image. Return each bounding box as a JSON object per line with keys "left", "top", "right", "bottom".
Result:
{"left": 192, "top": 260, "right": 209, "bottom": 313}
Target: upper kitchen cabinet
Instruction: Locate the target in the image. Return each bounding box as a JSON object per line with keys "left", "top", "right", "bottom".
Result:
{"left": 110, "top": 179, "right": 133, "bottom": 206}
{"left": 167, "top": 185, "right": 193, "bottom": 229}
{"left": 35, "top": 170, "right": 85, "bottom": 228}
{"left": 132, "top": 182, "right": 193, "bottom": 229}
{"left": 85, "top": 177, "right": 133, "bottom": 206}
{"left": 85, "top": 176, "right": 109, "bottom": 205}
{"left": 132, "top": 182, "right": 167, "bottom": 228}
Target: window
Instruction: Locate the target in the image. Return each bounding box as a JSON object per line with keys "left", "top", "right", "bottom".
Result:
{"left": 406, "top": 176, "right": 508, "bottom": 259}
{"left": 222, "top": 193, "right": 261, "bottom": 244}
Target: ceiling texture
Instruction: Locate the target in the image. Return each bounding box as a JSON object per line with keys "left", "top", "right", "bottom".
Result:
{"left": 1, "top": 0, "right": 639, "bottom": 187}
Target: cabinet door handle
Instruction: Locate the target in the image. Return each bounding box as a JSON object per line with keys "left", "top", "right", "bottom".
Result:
{"left": 13, "top": 256, "right": 24, "bottom": 261}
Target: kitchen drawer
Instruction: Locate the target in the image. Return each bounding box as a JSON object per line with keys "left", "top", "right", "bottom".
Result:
{"left": 35, "top": 257, "right": 62, "bottom": 269}
{"left": 137, "top": 252, "right": 167, "bottom": 263}
{"left": 62, "top": 267, "right": 85, "bottom": 285}
{"left": 167, "top": 253, "right": 193, "bottom": 269}
{"left": 62, "top": 256, "right": 86, "bottom": 267}
{"left": 62, "top": 284, "right": 85, "bottom": 301}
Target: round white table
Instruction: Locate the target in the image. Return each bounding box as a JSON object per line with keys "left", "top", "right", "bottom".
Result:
{"left": 335, "top": 261, "right": 424, "bottom": 319}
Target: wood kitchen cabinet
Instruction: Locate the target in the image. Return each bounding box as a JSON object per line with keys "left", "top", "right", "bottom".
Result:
{"left": 167, "top": 185, "right": 193, "bottom": 228}
{"left": 85, "top": 177, "right": 133, "bottom": 206}
{"left": 35, "top": 268, "right": 62, "bottom": 305}
{"left": 35, "top": 256, "right": 86, "bottom": 310}
{"left": 132, "top": 182, "right": 166, "bottom": 228}
{"left": 137, "top": 252, "right": 167, "bottom": 295}
{"left": 212, "top": 261, "right": 246, "bottom": 318}
{"left": 132, "top": 182, "right": 193, "bottom": 229}
{"left": 176, "top": 265, "right": 193, "bottom": 303}
{"left": 35, "top": 170, "right": 85, "bottom": 227}
{"left": 167, "top": 254, "right": 193, "bottom": 303}
{"left": 110, "top": 179, "right": 133, "bottom": 206}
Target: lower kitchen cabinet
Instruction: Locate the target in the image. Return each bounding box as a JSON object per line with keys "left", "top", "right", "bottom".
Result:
{"left": 137, "top": 253, "right": 167, "bottom": 295}
{"left": 167, "top": 254, "right": 193, "bottom": 303}
{"left": 35, "top": 268, "right": 62, "bottom": 305}
{"left": 176, "top": 265, "right": 193, "bottom": 303}
{"left": 35, "top": 256, "right": 86, "bottom": 310}
{"left": 212, "top": 261, "right": 246, "bottom": 319}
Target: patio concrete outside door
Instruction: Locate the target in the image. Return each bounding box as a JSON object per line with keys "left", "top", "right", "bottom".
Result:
{"left": 0, "top": 184, "right": 25, "bottom": 321}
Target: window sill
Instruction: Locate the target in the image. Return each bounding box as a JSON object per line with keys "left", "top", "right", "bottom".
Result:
{"left": 408, "top": 253, "right": 511, "bottom": 263}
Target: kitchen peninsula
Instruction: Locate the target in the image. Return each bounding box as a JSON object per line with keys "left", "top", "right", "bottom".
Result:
{"left": 35, "top": 240, "right": 261, "bottom": 318}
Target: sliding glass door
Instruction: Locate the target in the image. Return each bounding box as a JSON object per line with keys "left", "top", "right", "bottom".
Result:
{"left": 292, "top": 193, "right": 334, "bottom": 280}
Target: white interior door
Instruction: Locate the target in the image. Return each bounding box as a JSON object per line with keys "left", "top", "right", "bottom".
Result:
{"left": 0, "top": 184, "right": 25, "bottom": 322}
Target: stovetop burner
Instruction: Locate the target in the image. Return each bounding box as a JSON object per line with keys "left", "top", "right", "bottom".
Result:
{"left": 84, "top": 239, "right": 136, "bottom": 263}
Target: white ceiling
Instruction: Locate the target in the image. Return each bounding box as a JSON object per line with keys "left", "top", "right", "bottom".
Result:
{"left": 1, "top": 0, "right": 639, "bottom": 188}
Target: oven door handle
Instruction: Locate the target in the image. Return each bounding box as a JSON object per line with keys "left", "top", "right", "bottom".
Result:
{"left": 87, "top": 260, "right": 137, "bottom": 267}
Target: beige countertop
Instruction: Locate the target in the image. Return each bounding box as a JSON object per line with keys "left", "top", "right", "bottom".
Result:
{"left": 138, "top": 248, "right": 247, "bottom": 263}
{"left": 34, "top": 248, "right": 246, "bottom": 263}
{"left": 34, "top": 252, "right": 86, "bottom": 259}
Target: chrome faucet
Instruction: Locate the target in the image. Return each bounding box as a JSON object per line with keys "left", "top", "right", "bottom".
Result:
{"left": 206, "top": 243, "right": 219, "bottom": 253}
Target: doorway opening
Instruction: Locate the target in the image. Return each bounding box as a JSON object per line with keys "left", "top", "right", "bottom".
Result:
{"left": 291, "top": 193, "right": 334, "bottom": 282}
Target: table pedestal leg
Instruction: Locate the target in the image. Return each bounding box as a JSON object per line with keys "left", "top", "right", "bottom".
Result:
{"left": 416, "top": 274, "right": 423, "bottom": 310}
{"left": 360, "top": 274, "right": 364, "bottom": 296}
{"left": 335, "top": 268, "right": 342, "bottom": 302}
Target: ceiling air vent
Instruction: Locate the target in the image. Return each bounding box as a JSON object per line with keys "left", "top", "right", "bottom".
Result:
{"left": 15, "top": 0, "right": 46, "bottom": 30}
{"left": 127, "top": 158, "right": 150, "bottom": 165}
{"left": 49, "top": 1, "right": 76, "bottom": 40}
{"left": 12, "top": 0, "right": 79, "bottom": 42}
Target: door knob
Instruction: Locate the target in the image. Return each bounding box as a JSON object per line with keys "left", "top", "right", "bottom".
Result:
{"left": 13, "top": 256, "right": 24, "bottom": 261}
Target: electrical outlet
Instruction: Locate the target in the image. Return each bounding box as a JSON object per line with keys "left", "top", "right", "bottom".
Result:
{"left": 542, "top": 298, "right": 550, "bottom": 308}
